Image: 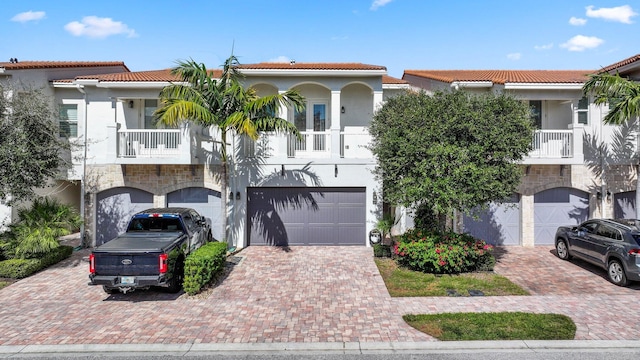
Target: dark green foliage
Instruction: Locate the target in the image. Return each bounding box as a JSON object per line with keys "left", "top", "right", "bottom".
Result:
{"left": 2, "top": 197, "right": 81, "bottom": 259}
{"left": 183, "top": 241, "right": 228, "bottom": 295}
{"left": 0, "top": 84, "right": 68, "bottom": 205}
{"left": 394, "top": 228, "right": 494, "bottom": 274}
{"left": 369, "top": 90, "right": 533, "bottom": 222}
{"left": 0, "top": 245, "right": 72, "bottom": 279}
{"left": 373, "top": 243, "right": 392, "bottom": 258}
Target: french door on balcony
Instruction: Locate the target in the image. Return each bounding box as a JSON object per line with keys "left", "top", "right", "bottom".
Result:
{"left": 290, "top": 102, "right": 329, "bottom": 156}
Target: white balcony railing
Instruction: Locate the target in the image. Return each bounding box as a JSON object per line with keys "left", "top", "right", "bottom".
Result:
{"left": 529, "top": 130, "right": 573, "bottom": 158}
{"left": 287, "top": 131, "right": 330, "bottom": 157}
{"left": 117, "top": 129, "right": 182, "bottom": 158}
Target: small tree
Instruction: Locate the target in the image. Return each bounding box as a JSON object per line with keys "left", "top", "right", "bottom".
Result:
{"left": 369, "top": 90, "right": 533, "bottom": 230}
{"left": 0, "top": 84, "right": 67, "bottom": 205}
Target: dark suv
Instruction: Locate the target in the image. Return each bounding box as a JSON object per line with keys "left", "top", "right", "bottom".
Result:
{"left": 555, "top": 219, "right": 640, "bottom": 286}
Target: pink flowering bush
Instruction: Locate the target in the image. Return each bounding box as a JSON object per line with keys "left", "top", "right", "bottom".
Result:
{"left": 394, "top": 229, "right": 495, "bottom": 274}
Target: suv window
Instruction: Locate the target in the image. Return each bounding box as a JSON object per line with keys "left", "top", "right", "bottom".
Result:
{"left": 581, "top": 222, "right": 598, "bottom": 233}
{"left": 597, "top": 224, "right": 623, "bottom": 240}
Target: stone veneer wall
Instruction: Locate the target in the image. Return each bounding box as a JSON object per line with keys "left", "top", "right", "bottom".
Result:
{"left": 83, "top": 164, "right": 223, "bottom": 245}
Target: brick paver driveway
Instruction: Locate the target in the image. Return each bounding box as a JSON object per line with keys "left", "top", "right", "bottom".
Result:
{"left": 0, "top": 245, "right": 639, "bottom": 345}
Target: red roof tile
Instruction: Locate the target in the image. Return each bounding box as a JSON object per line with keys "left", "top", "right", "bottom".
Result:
{"left": 382, "top": 75, "right": 408, "bottom": 84}
{"left": 403, "top": 70, "right": 593, "bottom": 84}
{"left": 598, "top": 53, "right": 640, "bottom": 73}
{"left": 72, "top": 69, "right": 223, "bottom": 82}
{"left": 238, "top": 62, "right": 386, "bottom": 71}
{"left": 0, "top": 60, "right": 129, "bottom": 71}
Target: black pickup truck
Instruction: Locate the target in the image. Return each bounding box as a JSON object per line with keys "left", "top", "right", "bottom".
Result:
{"left": 89, "top": 207, "right": 212, "bottom": 294}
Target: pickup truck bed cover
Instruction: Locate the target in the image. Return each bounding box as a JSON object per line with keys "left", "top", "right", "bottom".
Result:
{"left": 93, "top": 232, "right": 183, "bottom": 253}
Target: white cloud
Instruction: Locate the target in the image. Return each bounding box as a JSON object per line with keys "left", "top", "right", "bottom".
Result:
{"left": 267, "top": 56, "right": 290, "bottom": 63}
{"left": 569, "top": 16, "right": 587, "bottom": 26}
{"left": 534, "top": 43, "right": 554, "bottom": 50}
{"left": 11, "top": 11, "right": 45, "bottom": 23}
{"left": 370, "top": 0, "right": 393, "bottom": 11}
{"left": 64, "top": 16, "right": 137, "bottom": 39}
{"left": 560, "top": 35, "right": 604, "bottom": 51}
{"left": 585, "top": 5, "right": 638, "bottom": 24}
{"left": 507, "top": 53, "right": 521, "bottom": 60}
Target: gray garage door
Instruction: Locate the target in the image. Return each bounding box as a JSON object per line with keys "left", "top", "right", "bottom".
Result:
{"left": 247, "top": 187, "right": 366, "bottom": 246}
{"left": 463, "top": 194, "right": 521, "bottom": 245}
{"left": 167, "top": 187, "right": 222, "bottom": 241}
{"left": 614, "top": 191, "right": 636, "bottom": 219}
{"left": 96, "top": 187, "right": 154, "bottom": 245}
{"left": 534, "top": 187, "right": 589, "bottom": 245}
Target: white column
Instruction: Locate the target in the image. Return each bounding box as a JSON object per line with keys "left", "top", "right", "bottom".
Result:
{"left": 521, "top": 194, "right": 534, "bottom": 247}
{"left": 331, "top": 90, "right": 342, "bottom": 159}
{"left": 373, "top": 90, "right": 384, "bottom": 113}
{"left": 275, "top": 90, "right": 290, "bottom": 160}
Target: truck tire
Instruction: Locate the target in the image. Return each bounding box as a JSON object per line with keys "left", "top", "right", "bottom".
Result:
{"left": 167, "top": 260, "right": 184, "bottom": 293}
{"left": 103, "top": 286, "right": 119, "bottom": 294}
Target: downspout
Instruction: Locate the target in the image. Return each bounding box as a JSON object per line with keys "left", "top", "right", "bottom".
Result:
{"left": 76, "top": 84, "right": 88, "bottom": 247}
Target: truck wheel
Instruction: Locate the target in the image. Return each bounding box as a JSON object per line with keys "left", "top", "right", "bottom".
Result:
{"left": 103, "top": 286, "right": 119, "bottom": 294}
{"left": 167, "top": 261, "right": 184, "bottom": 293}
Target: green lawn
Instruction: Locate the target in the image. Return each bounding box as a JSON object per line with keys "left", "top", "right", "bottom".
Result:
{"left": 404, "top": 312, "right": 576, "bottom": 340}
{"left": 375, "top": 257, "right": 576, "bottom": 340}
{"left": 374, "top": 258, "right": 529, "bottom": 297}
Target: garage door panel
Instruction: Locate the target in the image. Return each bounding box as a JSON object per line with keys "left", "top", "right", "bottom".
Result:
{"left": 248, "top": 187, "right": 366, "bottom": 246}
{"left": 96, "top": 188, "right": 154, "bottom": 246}
{"left": 614, "top": 191, "right": 636, "bottom": 219}
{"left": 534, "top": 188, "right": 589, "bottom": 245}
{"left": 167, "top": 187, "right": 222, "bottom": 241}
{"left": 463, "top": 195, "right": 520, "bottom": 246}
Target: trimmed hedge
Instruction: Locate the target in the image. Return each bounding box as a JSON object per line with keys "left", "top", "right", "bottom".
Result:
{"left": 183, "top": 241, "right": 228, "bottom": 295}
{"left": 0, "top": 245, "right": 73, "bottom": 279}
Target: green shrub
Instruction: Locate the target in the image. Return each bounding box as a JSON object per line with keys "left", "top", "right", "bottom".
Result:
{"left": 373, "top": 243, "right": 392, "bottom": 258}
{"left": 394, "top": 229, "right": 494, "bottom": 274}
{"left": 183, "top": 242, "right": 227, "bottom": 295}
{"left": 0, "top": 245, "right": 73, "bottom": 279}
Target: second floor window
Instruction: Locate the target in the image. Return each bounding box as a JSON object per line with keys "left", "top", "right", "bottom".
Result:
{"left": 144, "top": 99, "right": 158, "bottom": 128}
{"left": 59, "top": 104, "right": 78, "bottom": 137}
{"left": 577, "top": 96, "right": 589, "bottom": 125}
{"left": 529, "top": 100, "right": 542, "bottom": 128}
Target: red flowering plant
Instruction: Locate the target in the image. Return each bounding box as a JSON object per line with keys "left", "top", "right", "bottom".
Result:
{"left": 394, "top": 229, "right": 495, "bottom": 274}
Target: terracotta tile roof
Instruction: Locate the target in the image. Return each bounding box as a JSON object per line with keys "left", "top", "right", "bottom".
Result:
{"left": 403, "top": 70, "right": 593, "bottom": 84}
{"left": 598, "top": 53, "right": 640, "bottom": 73}
{"left": 238, "top": 62, "right": 386, "bottom": 71}
{"left": 72, "top": 69, "right": 223, "bottom": 82}
{"left": 0, "top": 60, "right": 129, "bottom": 71}
{"left": 382, "top": 75, "right": 408, "bottom": 84}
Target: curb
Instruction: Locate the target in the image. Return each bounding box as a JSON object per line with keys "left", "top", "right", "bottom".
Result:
{"left": 2, "top": 340, "right": 640, "bottom": 356}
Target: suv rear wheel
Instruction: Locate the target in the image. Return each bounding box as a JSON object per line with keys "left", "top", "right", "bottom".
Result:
{"left": 555, "top": 239, "right": 571, "bottom": 260}
{"left": 608, "top": 259, "right": 628, "bottom": 286}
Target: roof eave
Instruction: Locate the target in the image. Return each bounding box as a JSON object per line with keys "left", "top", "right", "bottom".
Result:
{"left": 239, "top": 69, "right": 387, "bottom": 76}
{"left": 505, "top": 83, "right": 584, "bottom": 90}
{"left": 451, "top": 81, "right": 494, "bottom": 88}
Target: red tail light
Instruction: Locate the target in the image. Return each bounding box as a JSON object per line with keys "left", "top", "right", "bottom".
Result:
{"left": 89, "top": 254, "right": 95, "bottom": 274}
{"left": 629, "top": 249, "right": 640, "bottom": 256}
{"left": 159, "top": 254, "right": 168, "bottom": 273}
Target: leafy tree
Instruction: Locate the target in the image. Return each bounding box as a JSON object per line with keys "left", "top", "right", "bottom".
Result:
{"left": 0, "top": 84, "right": 67, "bottom": 205}
{"left": 1, "top": 197, "right": 81, "bottom": 259}
{"left": 369, "top": 90, "right": 533, "bottom": 230}
{"left": 583, "top": 73, "right": 640, "bottom": 218}
{"left": 156, "top": 56, "right": 305, "bottom": 244}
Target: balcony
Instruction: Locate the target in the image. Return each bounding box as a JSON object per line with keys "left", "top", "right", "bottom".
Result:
{"left": 114, "top": 128, "right": 193, "bottom": 164}
{"left": 524, "top": 126, "right": 584, "bottom": 165}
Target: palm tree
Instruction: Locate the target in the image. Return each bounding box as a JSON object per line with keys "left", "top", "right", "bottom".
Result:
{"left": 155, "top": 55, "right": 305, "bottom": 245}
{"left": 583, "top": 72, "right": 640, "bottom": 218}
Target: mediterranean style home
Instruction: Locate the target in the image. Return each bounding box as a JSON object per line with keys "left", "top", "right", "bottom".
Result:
{"left": 0, "top": 53, "right": 638, "bottom": 248}
{"left": 403, "top": 53, "right": 640, "bottom": 246}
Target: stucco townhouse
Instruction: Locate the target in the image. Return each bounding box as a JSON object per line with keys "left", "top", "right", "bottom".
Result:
{"left": 402, "top": 53, "right": 640, "bottom": 246}
{"left": 1, "top": 53, "right": 639, "bottom": 249}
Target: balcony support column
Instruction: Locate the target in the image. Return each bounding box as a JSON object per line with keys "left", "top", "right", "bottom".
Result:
{"left": 107, "top": 124, "right": 118, "bottom": 162}
{"left": 569, "top": 123, "right": 584, "bottom": 163}
{"left": 331, "top": 90, "right": 341, "bottom": 159}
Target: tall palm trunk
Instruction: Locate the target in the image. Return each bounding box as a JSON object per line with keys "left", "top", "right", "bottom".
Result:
{"left": 220, "top": 130, "right": 229, "bottom": 246}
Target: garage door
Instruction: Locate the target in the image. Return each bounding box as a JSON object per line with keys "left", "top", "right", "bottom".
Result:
{"left": 614, "top": 191, "right": 636, "bottom": 219}
{"left": 463, "top": 194, "right": 520, "bottom": 245}
{"left": 167, "top": 187, "right": 222, "bottom": 241}
{"left": 96, "top": 187, "right": 154, "bottom": 245}
{"left": 534, "top": 187, "right": 589, "bottom": 245}
{"left": 247, "top": 187, "right": 366, "bottom": 246}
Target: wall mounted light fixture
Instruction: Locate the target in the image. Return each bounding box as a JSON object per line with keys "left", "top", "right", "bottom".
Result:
{"left": 341, "top": 106, "right": 345, "bottom": 114}
{"left": 335, "top": 164, "right": 338, "bottom": 177}
{"left": 235, "top": 191, "right": 241, "bottom": 201}
{"left": 128, "top": 100, "right": 134, "bottom": 109}
{"left": 373, "top": 192, "right": 378, "bottom": 205}
{"left": 229, "top": 191, "right": 234, "bottom": 201}
{"left": 281, "top": 164, "right": 285, "bottom": 177}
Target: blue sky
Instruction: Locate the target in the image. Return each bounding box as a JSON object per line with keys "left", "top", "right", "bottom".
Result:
{"left": 2, "top": 1, "right": 639, "bottom": 77}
